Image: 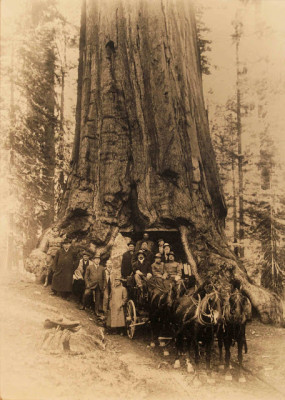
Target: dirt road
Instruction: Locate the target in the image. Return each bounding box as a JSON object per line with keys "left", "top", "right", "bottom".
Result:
{"left": 1, "top": 271, "right": 285, "bottom": 400}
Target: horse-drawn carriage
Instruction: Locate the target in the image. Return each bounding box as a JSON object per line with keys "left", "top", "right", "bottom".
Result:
{"left": 123, "top": 273, "right": 252, "bottom": 382}
{"left": 124, "top": 276, "right": 151, "bottom": 339}
{"left": 124, "top": 274, "right": 194, "bottom": 339}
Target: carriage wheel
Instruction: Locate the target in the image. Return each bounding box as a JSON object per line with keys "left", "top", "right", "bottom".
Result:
{"left": 126, "top": 300, "right": 137, "bottom": 339}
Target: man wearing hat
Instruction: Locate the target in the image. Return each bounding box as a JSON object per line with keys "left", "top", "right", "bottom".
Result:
{"left": 102, "top": 259, "right": 114, "bottom": 315}
{"left": 51, "top": 238, "right": 79, "bottom": 298}
{"left": 73, "top": 250, "right": 90, "bottom": 303}
{"left": 132, "top": 250, "right": 152, "bottom": 288}
{"left": 139, "top": 240, "right": 155, "bottom": 265}
{"left": 162, "top": 243, "right": 171, "bottom": 263}
{"left": 163, "top": 251, "right": 182, "bottom": 282}
{"left": 81, "top": 253, "right": 105, "bottom": 316}
{"left": 121, "top": 241, "right": 135, "bottom": 279}
{"left": 151, "top": 253, "right": 165, "bottom": 278}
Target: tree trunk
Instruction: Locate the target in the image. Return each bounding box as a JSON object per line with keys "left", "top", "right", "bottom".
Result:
{"left": 235, "top": 32, "right": 245, "bottom": 259}
{"left": 37, "top": 0, "right": 282, "bottom": 323}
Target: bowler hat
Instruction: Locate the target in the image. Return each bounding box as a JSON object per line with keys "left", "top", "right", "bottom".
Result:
{"left": 82, "top": 251, "right": 90, "bottom": 256}
{"left": 169, "top": 251, "right": 175, "bottom": 256}
{"left": 94, "top": 252, "right": 101, "bottom": 258}
{"left": 163, "top": 243, "right": 170, "bottom": 247}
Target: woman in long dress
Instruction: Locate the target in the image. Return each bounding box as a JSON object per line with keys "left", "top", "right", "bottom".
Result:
{"left": 106, "top": 273, "right": 128, "bottom": 332}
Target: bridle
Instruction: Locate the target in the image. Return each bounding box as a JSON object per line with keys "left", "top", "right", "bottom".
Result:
{"left": 196, "top": 291, "right": 222, "bottom": 326}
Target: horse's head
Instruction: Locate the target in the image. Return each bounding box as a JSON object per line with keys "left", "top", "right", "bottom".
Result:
{"left": 227, "top": 289, "right": 252, "bottom": 324}
{"left": 196, "top": 289, "right": 223, "bottom": 326}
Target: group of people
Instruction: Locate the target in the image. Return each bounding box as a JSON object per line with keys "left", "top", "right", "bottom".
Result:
{"left": 42, "top": 228, "right": 185, "bottom": 331}
{"left": 42, "top": 227, "right": 129, "bottom": 330}
{"left": 121, "top": 232, "right": 183, "bottom": 291}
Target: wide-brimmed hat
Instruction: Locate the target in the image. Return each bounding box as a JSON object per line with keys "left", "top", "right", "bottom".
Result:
{"left": 82, "top": 250, "right": 90, "bottom": 256}
{"left": 94, "top": 252, "right": 101, "bottom": 259}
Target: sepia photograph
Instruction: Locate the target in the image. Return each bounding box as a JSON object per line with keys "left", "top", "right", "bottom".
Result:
{"left": 0, "top": 0, "right": 285, "bottom": 399}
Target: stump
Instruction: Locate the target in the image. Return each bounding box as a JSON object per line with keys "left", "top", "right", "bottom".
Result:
{"left": 41, "top": 318, "right": 81, "bottom": 354}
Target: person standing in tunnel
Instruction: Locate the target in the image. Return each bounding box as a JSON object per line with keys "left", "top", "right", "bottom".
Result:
{"left": 135, "top": 232, "right": 155, "bottom": 253}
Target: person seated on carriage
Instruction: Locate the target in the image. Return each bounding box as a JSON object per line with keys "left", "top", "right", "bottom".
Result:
{"left": 161, "top": 242, "right": 171, "bottom": 263}
{"left": 163, "top": 251, "right": 182, "bottom": 283}
{"left": 134, "top": 240, "right": 154, "bottom": 265}
{"left": 132, "top": 250, "right": 152, "bottom": 294}
{"left": 151, "top": 253, "right": 165, "bottom": 279}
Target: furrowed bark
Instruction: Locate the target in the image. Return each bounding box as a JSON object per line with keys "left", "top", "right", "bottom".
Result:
{"left": 27, "top": 0, "right": 283, "bottom": 324}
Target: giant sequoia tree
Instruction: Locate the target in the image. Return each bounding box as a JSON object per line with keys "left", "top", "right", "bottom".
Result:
{"left": 31, "top": 0, "right": 283, "bottom": 323}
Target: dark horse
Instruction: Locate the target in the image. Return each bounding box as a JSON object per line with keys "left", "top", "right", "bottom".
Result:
{"left": 172, "top": 283, "right": 223, "bottom": 374}
{"left": 146, "top": 277, "right": 190, "bottom": 346}
{"left": 217, "top": 286, "right": 252, "bottom": 382}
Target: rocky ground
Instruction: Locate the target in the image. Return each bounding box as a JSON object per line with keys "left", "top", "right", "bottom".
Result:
{"left": 1, "top": 270, "right": 285, "bottom": 400}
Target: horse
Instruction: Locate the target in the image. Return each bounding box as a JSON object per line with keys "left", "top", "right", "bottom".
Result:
{"left": 145, "top": 275, "right": 193, "bottom": 347}
{"left": 172, "top": 283, "right": 223, "bottom": 375}
{"left": 217, "top": 287, "right": 252, "bottom": 382}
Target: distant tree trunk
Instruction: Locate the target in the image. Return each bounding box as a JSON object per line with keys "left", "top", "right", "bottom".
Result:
{"left": 231, "top": 147, "right": 238, "bottom": 257}
{"left": 57, "top": 38, "right": 67, "bottom": 206}
{"left": 235, "top": 35, "right": 244, "bottom": 259}
{"left": 7, "top": 45, "right": 17, "bottom": 268}
{"left": 41, "top": 46, "right": 56, "bottom": 230}
{"left": 36, "top": 0, "right": 282, "bottom": 323}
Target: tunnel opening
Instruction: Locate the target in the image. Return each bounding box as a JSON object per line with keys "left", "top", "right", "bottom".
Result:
{"left": 120, "top": 228, "right": 188, "bottom": 265}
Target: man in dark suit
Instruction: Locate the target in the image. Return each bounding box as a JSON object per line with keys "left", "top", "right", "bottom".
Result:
{"left": 121, "top": 242, "right": 135, "bottom": 279}
{"left": 135, "top": 232, "right": 155, "bottom": 253}
{"left": 132, "top": 250, "right": 152, "bottom": 288}
{"left": 51, "top": 238, "right": 78, "bottom": 298}
{"left": 140, "top": 240, "right": 154, "bottom": 265}
{"left": 81, "top": 253, "right": 105, "bottom": 316}
{"left": 73, "top": 250, "right": 90, "bottom": 303}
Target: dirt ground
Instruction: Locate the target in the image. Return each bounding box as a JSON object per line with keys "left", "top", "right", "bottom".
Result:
{"left": 1, "top": 270, "right": 285, "bottom": 400}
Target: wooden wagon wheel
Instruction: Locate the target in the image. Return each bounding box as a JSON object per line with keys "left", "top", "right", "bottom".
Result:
{"left": 126, "top": 299, "right": 137, "bottom": 339}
